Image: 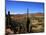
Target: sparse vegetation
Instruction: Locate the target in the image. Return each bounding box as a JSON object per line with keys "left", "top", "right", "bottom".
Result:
{"left": 6, "top": 13, "right": 44, "bottom": 34}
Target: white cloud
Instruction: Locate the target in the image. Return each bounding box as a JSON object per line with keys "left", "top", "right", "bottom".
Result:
{"left": 10, "top": 12, "right": 17, "bottom": 14}
{"left": 10, "top": 12, "right": 25, "bottom": 14}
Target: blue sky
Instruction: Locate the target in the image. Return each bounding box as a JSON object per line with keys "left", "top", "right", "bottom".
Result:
{"left": 6, "top": 0, "right": 44, "bottom": 14}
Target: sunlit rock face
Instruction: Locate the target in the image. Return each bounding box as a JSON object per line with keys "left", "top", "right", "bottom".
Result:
{"left": 31, "top": 16, "right": 44, "bottom": 32}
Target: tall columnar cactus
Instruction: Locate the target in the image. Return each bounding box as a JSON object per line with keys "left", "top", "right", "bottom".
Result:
{"left": 8, "top": 11, "right": 11, "bottom": 27}
{"left": 27, "top": 8, "right": 30, "bottom": 32}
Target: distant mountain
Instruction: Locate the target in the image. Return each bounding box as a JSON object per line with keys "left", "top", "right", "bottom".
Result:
{"left": 31, "top": 13, "right": 44, "bottom": 16}
{"left": 8, "top": 13, "right": 44, "bottom": 22}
